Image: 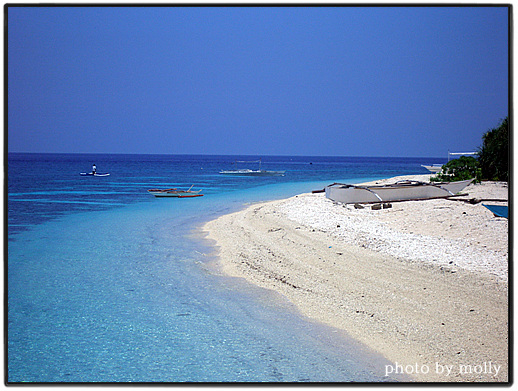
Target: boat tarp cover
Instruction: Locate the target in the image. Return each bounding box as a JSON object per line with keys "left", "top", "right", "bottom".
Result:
{"left": 482, "top": 204, "right": 508, "bottom": 218}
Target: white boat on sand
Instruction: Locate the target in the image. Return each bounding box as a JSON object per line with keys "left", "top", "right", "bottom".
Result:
{"left": 325, "top": 179, "right": 473, "bottom": 204}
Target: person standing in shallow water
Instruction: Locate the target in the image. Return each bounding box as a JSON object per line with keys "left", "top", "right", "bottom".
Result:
{"left": 92, "top": 164, "right": 96, "bottom": 174}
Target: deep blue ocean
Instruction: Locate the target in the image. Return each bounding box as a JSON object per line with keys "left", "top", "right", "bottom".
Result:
{"left": 7, "top": 153, "right": 443, "bottom": 383}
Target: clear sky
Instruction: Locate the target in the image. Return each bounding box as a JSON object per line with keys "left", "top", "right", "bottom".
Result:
{"left": 7, "top": 6, "right": 509, "bottom": 157}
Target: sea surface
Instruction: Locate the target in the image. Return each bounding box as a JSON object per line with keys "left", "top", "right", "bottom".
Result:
{"left": 7, "top": 153, "right": 443, "bottom": 383}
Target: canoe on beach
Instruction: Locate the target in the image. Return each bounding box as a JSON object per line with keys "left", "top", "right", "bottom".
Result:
{"left": 325, "top": 179, "right": 473, "bottom": 204}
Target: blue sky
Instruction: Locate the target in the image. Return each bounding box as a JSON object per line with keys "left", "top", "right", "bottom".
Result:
{"left": 7, "top": 6, "right": 509, "bottom": 157}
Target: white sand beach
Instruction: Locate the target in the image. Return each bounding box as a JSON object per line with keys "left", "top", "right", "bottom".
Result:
{"left": 202, "top": 176, "right": 508, "bottom": 382}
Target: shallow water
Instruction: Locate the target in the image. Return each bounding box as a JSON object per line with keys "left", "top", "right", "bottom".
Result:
{"left": 8, "top": 154, "right": 434, "bottom": 382}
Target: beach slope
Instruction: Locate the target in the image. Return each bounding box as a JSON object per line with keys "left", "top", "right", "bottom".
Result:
{"left": 202, "top": 176, "right": 508, "bottom": 382}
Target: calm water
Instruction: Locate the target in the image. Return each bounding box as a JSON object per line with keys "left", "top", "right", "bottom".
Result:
{"left": 7, "top": 153, "right": 440, "bottom": 383}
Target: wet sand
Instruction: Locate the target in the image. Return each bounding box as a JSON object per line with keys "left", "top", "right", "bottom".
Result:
{"left": 202, "top": 176, "right": 508, "bottom": 382}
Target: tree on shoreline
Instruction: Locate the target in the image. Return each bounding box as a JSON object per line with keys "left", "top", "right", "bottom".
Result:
{"left": 431, "top": 117, "right": 509, "bottom": 183}
{"left": 431, "top": 156, "right": 482, "bottom": 183}
{"left": 478, "top": 117, "right": 509, "bottom": 181}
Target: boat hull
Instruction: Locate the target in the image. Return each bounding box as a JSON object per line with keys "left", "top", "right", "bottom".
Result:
{"left": 80, "top": 172, "right": 110, "bottom": 177}
{"left": 148, "top": 187, "right": 202, "bottom": 197}
{"left": 153, "top": 193, "right": 204, "bottom": 198}
{"left": 421, "top": 165, "right": 443, "bottom": 173}
{"left": 325, "top": 179, "right": 472, "bottom": 204}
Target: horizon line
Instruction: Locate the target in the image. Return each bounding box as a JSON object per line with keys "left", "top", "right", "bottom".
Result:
{"left": 6, "top": 151, "right": 457, "bottom": 160}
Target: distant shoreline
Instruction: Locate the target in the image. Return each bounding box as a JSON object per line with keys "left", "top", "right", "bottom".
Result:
{"left": 202, "top": 175, "right": 508, "bottom": 382}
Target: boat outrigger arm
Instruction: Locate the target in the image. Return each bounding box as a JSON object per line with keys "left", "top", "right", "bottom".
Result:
{"left": 432, "top": 183, "right": 458, "bottom": 196}
{"left": 347, "top": 185, "right": 384, "bottom": 202}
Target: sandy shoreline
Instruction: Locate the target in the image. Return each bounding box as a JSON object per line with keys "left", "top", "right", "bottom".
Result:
{"left": 202, "top": 176, "right": 509, "bottom": 382}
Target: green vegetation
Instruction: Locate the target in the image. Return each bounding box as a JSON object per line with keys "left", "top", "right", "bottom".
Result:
{"left": 431, "top": 117, "right": 508, "bottom": 183}
{"left": 477, "top": 117, "right": 509, "bottom": 181}
{"left": 431, "top": 156, "right": 482, "bottom": 183}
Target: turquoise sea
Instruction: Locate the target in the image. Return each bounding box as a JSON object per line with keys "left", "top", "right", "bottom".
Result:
{"left": 7, "top": 153, "right": 443, "bottom": 383}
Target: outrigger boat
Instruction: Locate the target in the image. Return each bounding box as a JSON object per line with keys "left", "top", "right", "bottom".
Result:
{"left": 148, "top": 185, "right": 203, "bottom": 198}
{"left": 325, "top": 179, "right": 473, "bottom": 204}
{"left": 421, "top": 164, "right": 443, "bottom": 174}
{"left": 219, "top": 160, "right": 285, "bottom": 176}
{"left": 152, "top": 192, "right": 203, "bottom": 198}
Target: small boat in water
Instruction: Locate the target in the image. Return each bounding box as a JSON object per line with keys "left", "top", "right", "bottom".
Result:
{"left": 219, "top": 160, "right": 285, "bottom": 176}
{"left": 325, "top": 179, "right": 473, "bottom": 204}
{"left": 220, "top": 169, "right": 286, "bottom": 176}
{"left": 148, "top": 185, "right": 203, "bottom": 198}
{"left": 81, "top": 163, "right": 109, "bottom": 176}
{"left": 80, "top": 172, "right": 110, "bottom": 177}
{"left": 152, "top": 192, "right": 204, "bottom": 198}
{"left": 421, "top": 152, "right": 478, "bottom": 174}
{"left": 421, "top": 164, "right": 443, "bottom": 174}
